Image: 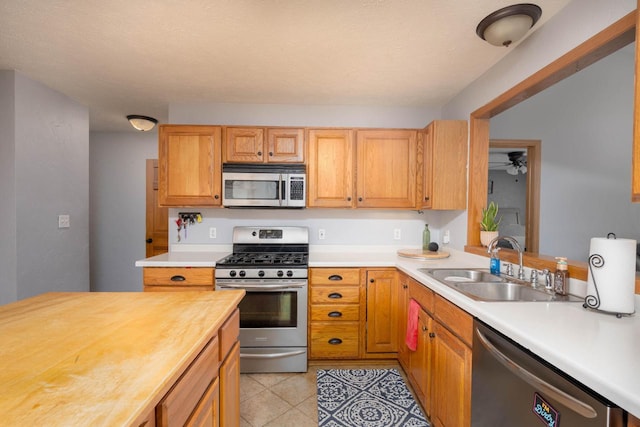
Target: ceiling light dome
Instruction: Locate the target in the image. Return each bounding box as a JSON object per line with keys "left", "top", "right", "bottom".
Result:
{"left": 126, "top": 115, "right": 158, "bottom": 131}
{"left": 476, "top": 3, "right": 542, "bottom": 47}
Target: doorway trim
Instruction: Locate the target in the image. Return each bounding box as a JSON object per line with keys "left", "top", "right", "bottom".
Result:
{"left": 489, "top": 139, "right": 541, "bottom": 254}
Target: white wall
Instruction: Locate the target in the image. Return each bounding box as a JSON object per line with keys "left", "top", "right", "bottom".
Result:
{"left": 490, "top": 44, "right": 639, "bottom": 261}
{"left": 89, "top": 131, "right": 157, "bottom": 292}
{"left": 0, "top": 70, "right": 90, "bottom": 304}
{"left": 440, "top": 0, "right": 637, "bottom": 246}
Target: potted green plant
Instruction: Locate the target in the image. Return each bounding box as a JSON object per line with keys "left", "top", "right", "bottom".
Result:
{"left": 480, "top": 201, "right": 501, "bottom": 246}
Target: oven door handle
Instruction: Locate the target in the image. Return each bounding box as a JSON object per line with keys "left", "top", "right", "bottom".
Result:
{"left": 217, "top": 283, "right": 306, "bottom": 290}
{"left": 240, "top": 349, "right": 307, "bottom": 359}
{"left": 475, "top": 327, "right": 598, "bottom": 419}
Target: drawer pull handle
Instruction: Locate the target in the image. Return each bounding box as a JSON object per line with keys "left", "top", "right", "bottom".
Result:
{"left": 328, "top": 311, "right": 343, "bottom": 318}
{"left": 328, "top": 292, "right": 343, "bottom": 299}
{"left": 170, "top": 275, "right": 186, "bottom": 282}
{"left": 328, "top": 275, "right": 343, "bottom": 281}
{"left": 328, "top": 338, "right": 343, "bottom": 345}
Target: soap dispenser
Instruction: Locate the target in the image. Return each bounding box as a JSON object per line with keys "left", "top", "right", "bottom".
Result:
{"left": 553, "top": 257, "right": 570, "bottom": 295}
{"left": 490, "top": 248, "right": 501, "bottom": 275}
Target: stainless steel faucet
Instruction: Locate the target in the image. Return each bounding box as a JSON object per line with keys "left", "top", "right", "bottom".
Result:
{"left": 487, "top": 235, "right": 525, "bottom": 280}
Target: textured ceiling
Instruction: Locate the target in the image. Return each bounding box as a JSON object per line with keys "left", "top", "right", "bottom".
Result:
{"left": 0, "top": 1, "right": 571, "bottom": 132}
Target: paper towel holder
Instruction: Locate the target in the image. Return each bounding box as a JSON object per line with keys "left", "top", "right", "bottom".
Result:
{"left": 583, "top": 233, "right": 636, "bottom": 318}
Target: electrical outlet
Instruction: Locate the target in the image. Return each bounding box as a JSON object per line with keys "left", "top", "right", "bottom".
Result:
{"left": 318, "top": 229, "right": 326, "bottom": 240}
{"left": 58, "top": 215, "right": 70, "bottom": 229}
{"left": 209, "top": 227, "right": 217, "bottom": 239}
{"left": 443, "top": 230, "right": 450, "bottom": 244}
{"left": 393, "top": 229, "right": 401, "bottom": 240}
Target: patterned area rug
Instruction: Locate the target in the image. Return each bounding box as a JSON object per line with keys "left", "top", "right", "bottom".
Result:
{"left": 316, "top": 368, "right": 430, "bottom": 427}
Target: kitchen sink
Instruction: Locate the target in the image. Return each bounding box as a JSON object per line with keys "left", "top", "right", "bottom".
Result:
{"left": 418, "top": 268, "right": 583, "bottom": 302}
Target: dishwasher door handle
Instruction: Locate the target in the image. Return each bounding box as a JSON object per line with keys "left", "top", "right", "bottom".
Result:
{"left": 475, "top": 327, "right": 598, "bottom": 419}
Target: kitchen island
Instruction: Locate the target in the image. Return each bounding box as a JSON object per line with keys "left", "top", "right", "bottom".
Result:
{"left": 0, "top": 290, "right": 244, "bottom": 426}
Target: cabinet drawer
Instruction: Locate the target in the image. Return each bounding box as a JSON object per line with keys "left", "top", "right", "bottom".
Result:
{"left": 219, "top": 309, "right": 239, "bottom": 362}
{"left": 409, "top": 278, "right": 434, "bottom": 313}
{"left": 310, "top": 304, "right": 359, "bottom": 321}
{"left": 310, "top": 268, "right": 361, "bottom": 285}
{"left": 434, "top": 295, "right": 473, "bottom": 347}
{"left": 143, "top": 267, "right": 214, "bottom": 286}
{"left": 157, "top": 336, "right": 219, "bottom": 426}
{"left": 185, "top": 377, "right": 219, "bottom": 427}
{"left": 310, "top": 286, "right": 360, "bottom": 304}
{"left": 310, "top": 323, "right": 359, "bottom": 358}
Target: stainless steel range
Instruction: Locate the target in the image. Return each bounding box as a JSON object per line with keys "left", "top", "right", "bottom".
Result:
{"left": 215, "top": 226, "right": 308, "bottom": 373}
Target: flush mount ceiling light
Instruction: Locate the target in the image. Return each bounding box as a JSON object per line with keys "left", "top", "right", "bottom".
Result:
{"left": 476, "top": 3, "right": 542, "bottom": 47}
{"left": 126, "top": 115, "right": 158, "bottom": 131}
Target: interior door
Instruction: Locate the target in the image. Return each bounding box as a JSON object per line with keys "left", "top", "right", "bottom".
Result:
{"left": 146, "top": 159, "right": 168, "bottom": 257}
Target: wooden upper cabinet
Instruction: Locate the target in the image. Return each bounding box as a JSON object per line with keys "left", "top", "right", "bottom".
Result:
{"left": 158, "top": 125, "right": 222, "bottom": 207}
{"left": 307, "top": 129, "right": 356, "bottom": 207}
{"left": 224, "top": 127, "right": 305, "bottom": 163}
{"left": 356, "top": 129, "right": 417, "bottom": 208}
{"left": 420, "top": 120, "right": 468, "bottom": 210}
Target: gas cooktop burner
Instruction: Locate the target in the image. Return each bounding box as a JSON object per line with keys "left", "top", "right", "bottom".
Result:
{"left": 217, "top": 252, "right": 308, "bottom": 266}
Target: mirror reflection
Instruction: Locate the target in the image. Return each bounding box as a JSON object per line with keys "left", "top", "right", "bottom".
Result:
{"left": 488, "top": 42, "right": 640, "bottom": 263}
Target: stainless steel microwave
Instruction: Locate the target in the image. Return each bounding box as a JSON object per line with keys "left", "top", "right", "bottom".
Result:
{"left": 222, "top": 164, "right": 306, "bottom": 208}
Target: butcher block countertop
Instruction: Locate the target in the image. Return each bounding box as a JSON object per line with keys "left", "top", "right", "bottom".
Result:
{"left": 0, "top": 291, "right": 244, "bottom": 427}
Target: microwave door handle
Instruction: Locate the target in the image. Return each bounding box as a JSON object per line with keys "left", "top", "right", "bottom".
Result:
{"left": 475, "top": 327, "right": 598, "bottom": 419}
{"left": 279, "top": 174, "right": 284, "bottom": 206}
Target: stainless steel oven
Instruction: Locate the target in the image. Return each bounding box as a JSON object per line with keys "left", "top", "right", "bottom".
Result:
{"left": 215, "top": 226, "right": 308, "bottom": 373}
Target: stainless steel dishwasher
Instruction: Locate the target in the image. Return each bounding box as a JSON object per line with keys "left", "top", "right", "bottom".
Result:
{"left": 472, "top": 320, "right": 623, "bottom": 426}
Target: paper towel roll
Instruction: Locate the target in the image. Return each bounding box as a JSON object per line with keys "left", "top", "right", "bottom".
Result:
{"left": 585, "top": 237, "right": 637, "bottom": 315}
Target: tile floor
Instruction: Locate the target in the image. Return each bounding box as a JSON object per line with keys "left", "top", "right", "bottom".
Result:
{"left": 239, "top": 361, "right": 412, "bottom": 427}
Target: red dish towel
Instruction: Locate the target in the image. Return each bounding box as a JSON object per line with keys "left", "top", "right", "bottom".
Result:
{"left": 406, "top": 299, "right": 420, "bottom": 351}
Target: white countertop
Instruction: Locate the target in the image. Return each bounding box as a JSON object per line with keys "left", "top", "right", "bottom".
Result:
{"left": 135, "top": 246, "right": 640, "bottom": 417}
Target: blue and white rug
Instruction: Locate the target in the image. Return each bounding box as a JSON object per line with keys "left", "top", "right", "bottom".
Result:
{"left": 316, "top": 368, "right": 430, "bottom": 427}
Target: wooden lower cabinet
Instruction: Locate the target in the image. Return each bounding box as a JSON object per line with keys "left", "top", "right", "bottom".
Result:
{"left": 219, "top": 342, "right": 240, "bottom": 427}
{"left": 364, "top": 269, "right": 399, "bottom": 357}
{"left": 629, "top": 414, "right": 640, "bottom": 427}
{"left": 309, "top": 268, "right": 363, "bottom": 359}
{"left": 143, "top": 267, "right": 215, "bottom": 291}
{"left": 398, "top": 273, "right": 472, "bottom": 427}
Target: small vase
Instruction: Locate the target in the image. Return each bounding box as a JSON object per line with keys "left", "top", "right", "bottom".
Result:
{"left": 480, "top": 231, "right": 499, "bottom": 247}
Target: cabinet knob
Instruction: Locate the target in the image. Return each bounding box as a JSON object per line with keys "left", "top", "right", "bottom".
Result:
{"left": 425, "top": 196, "right": 430, "bottom": 201}
{"left": 328, "top": 338, "right": 343, "bottom": 345}
{"left": 257, "top": 151, "right": 262, "bottom": 156}
{"left": 429, "top": 332, "right": 435, "bottom": 338}
{"left": 214, "top": 195, "right": 219, "bottom": 199}
{"left": 358, "top": 197, "right": 363, "bottom": 202}
{"left": 422, "top": 326, "right": 428, "bottom": 332}
{"left": 269, "top": 152, "right": 274, "bottom": 156}
{"left": 347, "top": 197, "right": 352, "bottom": 201}
{"left": 146, "top": 238, "right": 153, "bottom": 244}
{"left": 369, "top": 279, "right": 374, "bottom": 283}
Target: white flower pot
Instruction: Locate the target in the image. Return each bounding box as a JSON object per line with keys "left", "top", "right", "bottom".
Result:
{"left": 480, "top": 231, "right": 499, "bottom": 247}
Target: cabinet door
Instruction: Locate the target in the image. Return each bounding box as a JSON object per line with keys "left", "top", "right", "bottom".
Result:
{"left": 266, "top": 128, "right": 304, "bottom": 162}
{"left": 356, "top": 130, "right": 417, "bottom": 208}
{"left": 365, "top": 269, "right": 398, "bottom": 354}
{"left": 224, "top": 127, "right": 264, "bottom": 162}
{"left": 431, "top": 322, "right": 472, "bottom": 427}
{"left": 421, "top": 120, "right": 467, "bottom": 210}
{"left": 409, "top": 307, "right": 433, "bottom": 418}
{"left": 307, "top": 129, "right": 355, "bottom": 207}
{"left": 158, "top": 125, "right": 222, "bottom": 206}
{"left": 396, "top": 274, "right": 410, "bottom": 370}
{"left": 219, "top": 342, "right": 240, "bottom": 427}
{"left": 185, "top": 377, "right": 219, "bottom": 427}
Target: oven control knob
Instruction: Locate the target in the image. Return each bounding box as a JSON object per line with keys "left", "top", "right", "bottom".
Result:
{"left": 229, "top": 270, "right": 237, "bottom": 277}
{"left": 287, "top": 270, "right": 293, "bottom": 277}
{"left": 239, "top": 270, "right": 246, "bottom": 277}
{"left": 277, "top": 270, "right": 284, "bottom": 277}
{"left": 258, "top": 270, "right": 265, "bottom": 277}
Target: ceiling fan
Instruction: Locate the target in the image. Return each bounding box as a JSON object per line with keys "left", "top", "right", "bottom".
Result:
{"left": 489, "top": 151, "right": 528, "bottom": 175}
